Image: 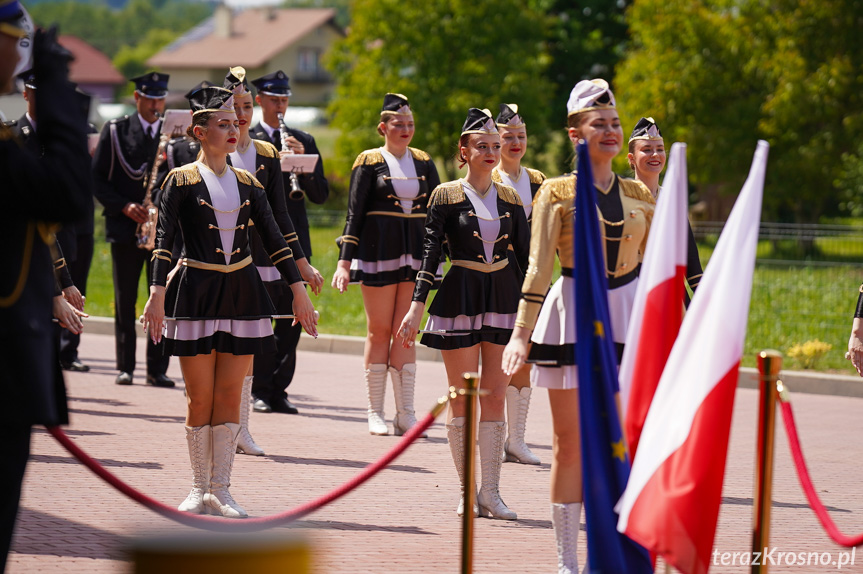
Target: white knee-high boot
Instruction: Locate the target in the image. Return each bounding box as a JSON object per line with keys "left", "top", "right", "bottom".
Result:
{"left": 551, "top": 502, "right": 581, "bottom": 574}
{"left": 477, "top": 421, "right": 517, "bottom": 520}
{"left": 365, "top": 364, "right": 389, "bottom": 435}
{"left": 178, "top": 425, "right": 211, "bottom": 513}
{"left": 504, "top": 385, "right": 540, "bottom": 464}
{"left": 205, "top": 423, "right": 247, "bottom": 518}
{"left": 236, "top": 376, "right": 265, "bottom": 456}
{"left": 390, "top": 364, "right": 426, "bottom": 437}
{"left": 445, "top": 417, "right": 477, "bottom": 517}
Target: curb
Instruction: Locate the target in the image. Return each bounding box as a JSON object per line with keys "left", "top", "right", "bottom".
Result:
{"left": 83, "top": 316, "right": 861, "bottom": 397}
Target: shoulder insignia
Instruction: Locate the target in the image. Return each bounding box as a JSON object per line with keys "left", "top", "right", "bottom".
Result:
{"left": 540, "top": 174, "right": 576, "bottom": 202}
{"left": 253, "top": 139, "right": 280, "bottom": 159}
{"left": 491, "top": 168, "right": 503, "bottom": 184}
{"left": 409, "top": 147, "right": 431, "bottom": 161}
{"left": 352, "top": 149, "right": 385, "bottom": 169}
{"left": 231, "top": 166, "right": 264, "bottom": 188}
{"left": 496, "top": 183, "right": 523, "bottom": 206}
{"left": 620, "top": 177, "right": 656, "bottom": 204}
{"left": 3, "top": 119, "right": 18, "bottom": 127}
{"left": 526, "top": 167, "right": 546, "bottom": 185}
{"left": 428, "top": 181, "right": 466, "bottom": 205}
{"left": 163, "top": 164, "right": 201, "bottom": 189}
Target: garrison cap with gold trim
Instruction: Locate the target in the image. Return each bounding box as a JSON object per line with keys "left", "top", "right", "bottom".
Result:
{"left": 566, "top": 78, "right": 616, "bottom": 118}
{"left": 184, "top": 80, "right": 214, "bottom": 100}
{"left": 0, "top": 0, "right": 27, "bottom": 38}
{"left": 250, "top": 70, "right": 291, "bottom": 97}
{"left": 461, "top": 108, "right": 497, "bottom": 136}
{"left": 131, "top": 71, "right": 170, "bottom": 99}
{"left": 187, "top": 86, "right": 235, "bottom": 116}
{"left": 629, "top": 117, "right": 663, "bottom": 143}
{"left": 496, "top": 103, "right": 525, "bottom": 128}
{"left": 224, "top": 66, "right": 251, "bottom": 97}
{"left": 382, "top": 93, "right": 411, "bottom": 116}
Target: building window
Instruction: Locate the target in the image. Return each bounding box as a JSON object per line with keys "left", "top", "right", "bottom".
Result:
{"left": 298, "top": 48, "right": 321, "bottom": 75}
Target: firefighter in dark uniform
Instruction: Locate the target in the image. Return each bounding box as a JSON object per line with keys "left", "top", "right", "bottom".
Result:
{"left": 248, "top": 70, "right": 329, "bottom": 413}
{"left": 10, "top": 69, "right": 95, "bottom": 370}
{"left": 92, "top": 71, "right": 174, "bottom": 387}
{"left": 0, "top": 4, "right": 92, "bottom": 569}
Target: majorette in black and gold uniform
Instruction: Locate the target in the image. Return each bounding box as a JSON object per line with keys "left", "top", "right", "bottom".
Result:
{"left": 337, "top": 94, "right": 442, "bottom": 286}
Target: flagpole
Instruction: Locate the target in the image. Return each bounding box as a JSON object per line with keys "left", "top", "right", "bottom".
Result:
{"left": 752, "top": 350, "right": 782, "bottom": 574}
{"left": 460, "top": 372, "right": 480, "bottom": 574}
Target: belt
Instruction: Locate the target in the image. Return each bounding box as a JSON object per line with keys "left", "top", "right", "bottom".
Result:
{"left": 560, "top": 265, "right": 640, "bottom": 289}
{"left": 365, "top": 211, "right": 427, "bottom": 219}
{"left": 451, "top": 259, "right": 509, "bottom": 273}
{"left": 180, "top": 255, "right": 252, "bottom": 273}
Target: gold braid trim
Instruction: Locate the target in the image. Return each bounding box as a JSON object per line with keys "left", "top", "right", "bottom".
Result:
{"left": 491, "top": 169, "right": 503, "bottom": 184}
{"left": 495, "top": 183, "right": 523, "bottom": 206}
{"left": 0, "top": 221, "right": 35, "bottom": 308}
{"left": 163, "top": 164, "right": 202, "bottom": 188}
{"left": 428, "top": 182, "right": 466, "bottom": 206}
{"left": 352, "top": 149, "right": 385, "bottom": 169}
{"left": 231, "top": 166, "right": 264, "bottom": 188}
{"left": 253, "top": 139, "right": 280, "bottom": 158}
{"left": 542, "top": 174, "right": 577, "bottom": 202}
{"left": 526, "top": 167, "right": 546, "bottom": 185}
{"left": 620, "top": 177, "right": 656, "bottom": 204}
{"left": 409, "top": 147, "right": 431, "bottom": 161}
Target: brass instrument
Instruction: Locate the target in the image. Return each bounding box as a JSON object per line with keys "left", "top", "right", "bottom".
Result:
{"left": 136, "top": 112, "right": 168, "bottom": 251}
{"left": 277, "top": 112, "right": 305, "bottom": 201}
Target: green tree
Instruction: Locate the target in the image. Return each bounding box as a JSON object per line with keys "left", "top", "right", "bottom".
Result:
{"left": 616, "top": 0, "right": 863, "bottom": 222}
{"left": 113, "top": 29, "right": 176, "bottom": 97}
{"left": 326, "top": 0, "right": 553, "bottom": 191}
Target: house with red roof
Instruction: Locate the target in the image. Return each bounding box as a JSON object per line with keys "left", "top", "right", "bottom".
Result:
{"left": 59, "top": 35, "right": 125, "bottom": 102}
{"left": 147, "top": 6, "right": 343, "bottom": 106}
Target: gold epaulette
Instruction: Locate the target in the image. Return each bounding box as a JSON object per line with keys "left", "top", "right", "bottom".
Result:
{"left": 620, "top": 177, "right": 656, "bottom": 204}
{"left": 540, "top": 174, "right": 576, "bottom": 202}
{"left": 253, "top": 139, "right": 280, "bottom": 158}
{"left": 409, "top": 147, "right": 431, "bottom": 161}
{"left": 428, "top": 182, "right": 466, "bottom": 205}
{"left": 496, "top": 183, "right": 523, "bottom": 206}
{"left": 491, "top": 169, "right": 503, "bottom": 184}
{"left": 163, "top": 164, "right": 202, "bottom": 188}
{"left": 352, "top": 149, "right": 385, "bottom": 169}
{"left": 231, "top": 166, "right": 264, "bottom": 188}
{"left": 526, "top": 167, "right": 546, "bottom": 185}
{"left": 0, "top": 124, "right": 14, "bottom": 141}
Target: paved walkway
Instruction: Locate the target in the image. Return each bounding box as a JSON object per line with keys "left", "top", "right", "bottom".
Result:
{"left": 8, "top": 332, "right": 863, "bottom": 573}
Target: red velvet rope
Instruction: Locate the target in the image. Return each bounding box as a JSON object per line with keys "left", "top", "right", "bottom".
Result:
{"left": 46, "top": 410, "right": 438, "bottom": 532}
{"left": 778, "top": 399, "right": 863, "bottom": 546}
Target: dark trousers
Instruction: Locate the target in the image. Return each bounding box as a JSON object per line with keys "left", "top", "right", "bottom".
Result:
{"left": 58, "top": 233, "right": 94, "bottom": 364}
{"left": 0, "top": 424, "right": 31, "bottom": 573}
{"left": 253, "top": 282, "right": 302, "bottom": 402}
{"left": 110, "top": 242, "right": 169, "bottom": 375}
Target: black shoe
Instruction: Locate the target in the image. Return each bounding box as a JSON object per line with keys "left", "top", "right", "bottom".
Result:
{"left": 146, "top": 374, "right": 176, "bottom": 388}
{"left": 270, "top": 395, "right": 299, "bottom": 415}
{"left": 252, "top": 398, "right": 272, "bottom": 413}
{"left": 115, "top": 372, "right": 133, "bottom": 385}
{"left": 60, "top": 360, "right": 90, "bottom": 372}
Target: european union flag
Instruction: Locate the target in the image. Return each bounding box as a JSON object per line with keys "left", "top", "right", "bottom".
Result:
{"left": 573, "top": 141, "right": 653, "bottom": 573}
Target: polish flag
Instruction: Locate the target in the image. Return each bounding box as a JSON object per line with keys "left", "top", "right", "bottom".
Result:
{"left": 619, "top": 142, "right": 689, "bottom": 459}
{"left": 616, "top": 141, "right": 769, "bottom": 574}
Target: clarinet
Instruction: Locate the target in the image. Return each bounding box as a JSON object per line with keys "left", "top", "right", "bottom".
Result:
{"left": 136, "top": 112, "right": 168, "bottom": 250}
{"left": 277, "top": 112, "right": 305, "bottom": 201}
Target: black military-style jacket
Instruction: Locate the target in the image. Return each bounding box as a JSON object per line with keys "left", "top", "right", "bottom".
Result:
{"left": 250, "top": 122, "right": 329, "bottom": 258}
{"left": 337, "top": 147, "right": 440, "bottom": 262}
{"left": 92, "top": 113, "right": 160, "bottom": 243}
{"left": 1, "top": 59, "right": 92, "bottom": 426}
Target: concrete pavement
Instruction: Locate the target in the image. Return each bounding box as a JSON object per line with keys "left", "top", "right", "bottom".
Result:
{"left": 7, "top": 332, "right": 863, "bottom": 573}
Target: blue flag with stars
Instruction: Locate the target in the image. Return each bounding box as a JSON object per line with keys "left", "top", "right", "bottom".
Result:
{"left": 573, "top": 141, "right": 653, "bottom": 573}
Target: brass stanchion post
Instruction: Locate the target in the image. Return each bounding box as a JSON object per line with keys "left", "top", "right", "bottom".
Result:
{"left": 457, "top": 372, "right": 480, "bottom": 574}
{"left": 752, "top": 350, "right": 782, "bottom": 574}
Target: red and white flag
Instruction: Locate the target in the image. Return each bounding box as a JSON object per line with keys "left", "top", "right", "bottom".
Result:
{"left": 619, "top": 142, "right": 689, "bottom": 459}
{"left": 616, "top": 141, "right": 769, "bottom": 574}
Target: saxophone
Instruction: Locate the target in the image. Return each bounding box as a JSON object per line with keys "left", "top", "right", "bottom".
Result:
{"left": 136, "top": 113, "right": 168, "bottom": 251}
{"left": 277, "top": 112, "right": 305, "bottom": 201}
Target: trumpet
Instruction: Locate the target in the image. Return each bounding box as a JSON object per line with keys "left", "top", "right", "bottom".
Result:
{"left": 277, "top": 112, "right": 305, "bottom": 201}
